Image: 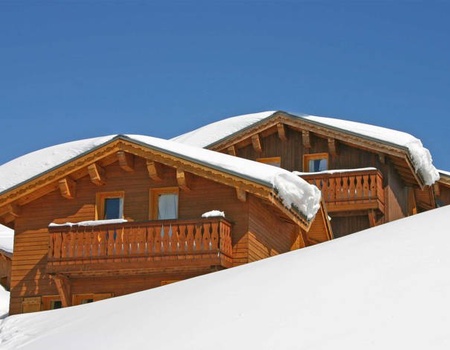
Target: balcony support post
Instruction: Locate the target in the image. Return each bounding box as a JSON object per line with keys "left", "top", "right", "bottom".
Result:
{"left": 50, "top": 274, "right": 72, "bottom": 307}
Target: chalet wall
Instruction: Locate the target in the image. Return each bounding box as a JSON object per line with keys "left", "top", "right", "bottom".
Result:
{"left": 385, "top": 163, "right": 408, "bottom": 221}
{"left": 330, "top": 216, "right": 370, "bottom": 239}
{"left": 235, "top": 128, "right": 384, "bottom": 172}
{"left": 247, "top": 196, "right": 299, "bottom": 263}
{"left": 437, "top": 185, "right": 450, "bottom": 207}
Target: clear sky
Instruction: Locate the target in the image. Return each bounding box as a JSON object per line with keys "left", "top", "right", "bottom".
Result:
{"left": 1, "top": 1, "right": 449, "bottom": 171}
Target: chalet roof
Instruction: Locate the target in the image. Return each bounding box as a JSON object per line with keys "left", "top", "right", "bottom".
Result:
{"left": 0, "top": 134, "right": 321, "bottom": 225}
{"left": 172, "top": 111, "right": 439, "bottom": 187}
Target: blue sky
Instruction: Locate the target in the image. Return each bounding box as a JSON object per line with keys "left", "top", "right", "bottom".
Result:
{"left": 1, "top": 1, "right": 449, "bottom": 171}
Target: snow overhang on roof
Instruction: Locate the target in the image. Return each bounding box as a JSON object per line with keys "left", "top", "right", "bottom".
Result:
{"left": 0, "top": 134, "right": 322, "bottom": 226}
{"left": 173, "top": 111, "right": 439, "bottom": 187}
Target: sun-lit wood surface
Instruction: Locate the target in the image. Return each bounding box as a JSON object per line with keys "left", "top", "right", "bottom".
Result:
{"left": 301, "top": 169, "right": 385, "bottom": 213}
{"left": 47, "top": 218, "right": 233, "bottom": 275}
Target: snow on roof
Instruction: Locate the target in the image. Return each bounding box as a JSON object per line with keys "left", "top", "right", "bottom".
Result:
{"left": 439, "top": 169, "right": 450, "bottom": 177}
{"left": 173, "top": 111, "right": 439, "bottom": 186}
{"left": 0, "top": 134, "right": 321, "bottom": 221}
{"left": 304, "top": 116, "right": 439, "bottom": 185}
{"left": 0, "top": 135, "right": 116, "bottom": 195}
{"left": 0, "top": 224, "right": 13, "bottom": 255}
{"left": 171, "top": 111, "right": 277, "bottom": 147}
{"left": 2, "top": 205, "right": 450, "bottom": 349}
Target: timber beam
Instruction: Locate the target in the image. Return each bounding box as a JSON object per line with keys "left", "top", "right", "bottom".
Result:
{"left": 176, "top": 169, "right": 191, "bottom": 191}
{"left": 236, "top": 188, "right": 247, "bottom": 202}
{"left": 0, "top": 203, "right": 21, "bottom": 218}
{"left": 251, "top": 134, "right": 262, "bottom": 153}
{"left": 227, "top": 145, "right": 237, "bottom": 156}
{"left": 88, "top": 163, "right": 106, "bottom": 186}
{"left": 58, "top": 177, "right": 76, "bottom": 199}
{"left": 277, "top": 123, "right": 287, "bottom": 141}
{"left": 117, "top": 151, "right": 135, "bottom": 172}
{"left": 147, "top": 161, "right": 163, "bottom": 182}
{"left": 302, "top": 130, "right": 311, "bottom": 149}
{"left": 328, "top": 138, "right": 338, "bottom": 156}
{"left": 51, "top": 274, "right": 72, "bottom": 307}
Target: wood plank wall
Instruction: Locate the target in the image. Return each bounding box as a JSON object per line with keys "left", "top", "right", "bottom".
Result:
{"left": 247, "top": 197, "right": 298, "bottom": 263}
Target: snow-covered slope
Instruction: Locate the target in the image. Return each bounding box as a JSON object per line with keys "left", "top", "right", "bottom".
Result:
{"left": 1, "top": 205, "right": 450, "bottom": 349}
{"left": 173, "top": 111, "right": 439, "bottom": 186}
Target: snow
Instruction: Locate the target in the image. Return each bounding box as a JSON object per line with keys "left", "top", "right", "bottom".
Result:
{"left": 173, "top": 111, "right": 439, "bottom": 186}
{"left": 201, "top": 210, "right": 225, "bottom": 218}
{"left": 0, "top": 285, "right": 9, "bottom": 319}
{"left": 0, "top": 134, "right": 321, "bottom": 221}
{"left": 294, "top": 167, "right": 378, "bottom": 176}
{"left": 439, "top": 169, "right": 450, "bottom": 177}
{"left": 0, "top": 135, "right": 115, "bottom": 195}
{"left": 305, "top": 116, "right": 440, "bottom": 185}
{"left": 1, "top": 205, "right": 450, "bottom": 349}
{"left": 49, "top": 219, "right": 128, "bottom": 228}
{"left": 0, "top": 224, "right": 14, "bottom": 255}
{"left": 171, "top": 111, "right": 276, "bottom": 147}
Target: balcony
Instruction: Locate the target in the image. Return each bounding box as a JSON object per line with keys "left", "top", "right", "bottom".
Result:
{"left": 300, "top": 168, "right": 385, "bottom": 214}
{"left": 47, "top": 218, "right": 233, "bottom": 277}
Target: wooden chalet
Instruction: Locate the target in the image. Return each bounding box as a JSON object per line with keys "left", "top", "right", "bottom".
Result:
{"left": 0, "top": 134, "right": 331, "bottom": 315}
{"left": 174, "top": 111, "right": 441, "bottom": 238}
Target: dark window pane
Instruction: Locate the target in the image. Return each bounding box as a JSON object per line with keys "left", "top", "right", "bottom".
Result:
{"left": 104, "top": 198, "right": 122, "bottom": 219}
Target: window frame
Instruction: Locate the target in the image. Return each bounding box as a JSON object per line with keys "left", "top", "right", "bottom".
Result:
{"left": 95, "top": 191, "right": 125, "bottom": 220}
{"left": 256, "top": 157, "right": 281, "bottom": 167}
{"left": 42, "top": 295, "right": 62, "bottom": 310}
{"left": 303, "top": 153, "right": 329, "bottom": 172}
{"left": 149, "top": 187, "right": 179, "bottom": 220}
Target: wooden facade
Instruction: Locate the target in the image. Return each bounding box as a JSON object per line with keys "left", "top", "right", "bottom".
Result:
{"left": 0, "top": 136, "right": 332, "bottom": 314}
{"left": 199, "top": 111, "right": 440, "bottom": 238}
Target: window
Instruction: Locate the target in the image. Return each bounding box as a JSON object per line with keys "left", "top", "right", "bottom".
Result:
{"left": 303, "top": 153, "right": 329, "bottom": 172}
{"left": 257, "top": 157, "right": 281, "bottom": 167}
{"left": 96, "top": 192, "right": 124, "bottom": 220}
{"left": 42, "top": 296, "right": 62, "bottom": 310}
{"left": 72, "top": 293, "right": 113, "bottom": 306}
{"left": 150, "top": 187, "right": 179, "bottom": 220}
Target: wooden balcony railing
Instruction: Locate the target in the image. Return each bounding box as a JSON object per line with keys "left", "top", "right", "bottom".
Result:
{"left": 300, "top": 169, "right": 385, "bottom": 213}
{"left": 47, "top": 218, "right": 233, "bottom": 275}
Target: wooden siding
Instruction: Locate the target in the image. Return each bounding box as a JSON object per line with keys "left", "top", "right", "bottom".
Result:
{"left": 247, "top": 196, "right": 299, "bottom": 263}
{"left": 330, "top": 215, "right": 371, "bottom": 239}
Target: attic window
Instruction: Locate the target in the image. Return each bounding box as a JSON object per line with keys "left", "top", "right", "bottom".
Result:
{"left": 303, "top": 153, "right": 329, "bottom": 172}
{"left": 96, "top": 192, "right": 124, "bottom": 220}
{"left": 257, "top": 157, "right": 281, "bottom": 167}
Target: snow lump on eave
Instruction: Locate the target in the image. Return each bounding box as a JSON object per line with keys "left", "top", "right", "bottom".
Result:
{"left": 0, "top": 133, "right": 321, "bottom": 221}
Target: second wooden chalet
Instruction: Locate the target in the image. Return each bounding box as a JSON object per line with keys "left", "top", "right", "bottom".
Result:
{"left": 0, "top": 134, "right": 331, "bottom": 315}
{"left": 173, "top": 111, "right": 442, "bottom": 238}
